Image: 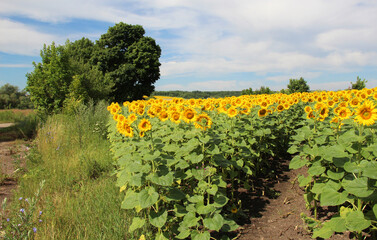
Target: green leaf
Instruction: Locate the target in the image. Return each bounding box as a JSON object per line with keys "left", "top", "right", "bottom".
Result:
{"left": 139, "top": 187, "right": 159, "bottom": 209}
{"left": 221, "top": 219, "right": 239, "bottom": 232}
{"left": 155, "top": 232, "right": 169, "bottom": 240}
{"left": 289, "top": 155, "right": 308, "bottom": 169}
{"left": 345, "top": 210, "right": 371, "bottom": 232}
{"left": 149, "top": 209, "right": 167, "bottom": 228}
{"left": 176, "top": 229, "right": 191, "bottom": 239}
{"left": 196, "top": 203, "right": 216, "bottom": 215}
{"left": 373, "top": 204, "right": 377, "bottom": 219}
{"left": 312, "top": 224, "right": 334, "bottom": 239}
{"left": 213, "top": 194, "right": 228, "bottom": 207}
{"left": 320, "top": 188, "right": 348, "bottom": 206}
{"left": 207, "top": 185, "right": 218, "bottom": 195}
{"left": 308, "top": 162, "right": 326, "bottom": 176}
{"left": 191, "top": 230, "right": 211, "bottom": 240}
{"left": 322, "top": 145, "right": 349, "bottom": 162}
{"left": 297, "top": 174, "right": 311, "bottom": 187}
{"left": 149, "top": 172, "right": 174, "bottom": 186}
{"left": 181, "top": 212, "right": 199, "bottom": 228}
{"left": 188, "top": 195, "right": 204, "bottom": 203}
{"left": 327, "top": 169, "right": 344, "bottom": 180}
{"left": 362, "top": 161, "right": 377, "bottom": 179}
{"left": 342, "top": 177, "right": 373, "bottom": 198}
{"left": 203, "top": 213, "right": 224, "bottom": 231}
{"left": 121, "top": 189, "right": 139, "bottom": 209}
{"left": 187, "top": 153, "right": 204, "bottom": 164}
{"left": 326, "top": 216, "right": 347, "bottom": 232}
{"left": 166, "top": 187, "right": 186, "bottom": 201}
{"left": 128, "top": 217, "right": 145, "bottom": 233}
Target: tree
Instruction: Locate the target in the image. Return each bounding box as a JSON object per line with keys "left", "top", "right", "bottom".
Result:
{"left": 26, "top": 43, "right": 72, "bottom": 114}
{"left": 287, "top": 77, "right": 310, "bottom": 93}
{"left": 93, "top": 22, "right": 161, "bottom": 102}
{"left": 351, "top": 76, "right": 367, "bottom": 90}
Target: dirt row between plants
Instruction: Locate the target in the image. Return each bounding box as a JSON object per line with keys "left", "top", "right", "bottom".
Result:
{"left": 238, "top": 159, "right": 351, "bottom": 240}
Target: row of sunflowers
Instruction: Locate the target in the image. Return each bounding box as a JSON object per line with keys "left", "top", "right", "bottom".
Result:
{"left": 107, "top": 87, "right": 377, "bottom": 240}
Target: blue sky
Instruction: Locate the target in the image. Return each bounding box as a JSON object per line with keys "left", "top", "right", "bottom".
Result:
{"left": 1, "top": 0, "right": 377, "bottom": 92}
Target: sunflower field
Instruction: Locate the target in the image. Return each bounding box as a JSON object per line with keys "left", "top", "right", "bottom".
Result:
{"left": 107, "top": 87, "right": 377, "bottom": 240}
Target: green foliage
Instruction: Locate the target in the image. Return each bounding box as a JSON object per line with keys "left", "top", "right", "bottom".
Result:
{"left": 93, "top": 23, "right": 161, "bottom": 102}
{"left": 290, "top": 111, "right": 377, "bottom": 239}
{"left": 351, "top": 76, "right": 367, "bottom": 90}
{"left": 152, "top": 91, "right": 243, "bottom": 99}
{"left": 241, "top": 86, "right": 273, "bottom": 95}
{"left": 287, "top": 77, "right": 310, "bottom": 93}
{"left": 27, "top": 22, "right": 161, "bottom": 114}
{"left": 0, "top": 84, "right": 33, "bottom": 109}
{"left": 26, "top": 42, "right": 72, "bottom": 115}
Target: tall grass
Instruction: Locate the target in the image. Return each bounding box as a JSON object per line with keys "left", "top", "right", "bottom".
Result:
{"left": 7, "top": 101, "right": 147, "bottom": 239}
{"left": 0, "top": 110, "right": 39, "bottom": 141}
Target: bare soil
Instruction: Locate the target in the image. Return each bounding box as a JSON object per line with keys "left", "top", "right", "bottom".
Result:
{"left": 0, "top": 130, "right": 29, "bottom": 210}
{"left": 237, "top": 159, "right": 352, "bottom": 240}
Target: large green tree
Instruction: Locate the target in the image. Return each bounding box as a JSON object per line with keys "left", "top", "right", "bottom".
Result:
{"left": 287, "top": 77, "right": 310, "bottom": 93}
{"left": 93, "top": 22, "right": 161, "bottom": 102}
{"left": 26, "top": 43, "right": 72, "bottom": 114}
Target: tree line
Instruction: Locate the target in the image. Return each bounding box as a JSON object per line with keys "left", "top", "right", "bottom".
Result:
{"left": 0, "top": 83, "right": 33, "bottom": 109}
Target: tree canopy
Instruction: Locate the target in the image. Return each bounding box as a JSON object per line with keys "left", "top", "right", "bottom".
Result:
{"left": 351, "top": 76, "right": 367, "bottom": 90}
{"left": 26, "top": 22, "right": 161, "bottom": 114}
{"left": 0, "top": 83, "right": 33, "bottom": 109}
{"left": 287, "top": 77, "right": 310, "bottom": 93}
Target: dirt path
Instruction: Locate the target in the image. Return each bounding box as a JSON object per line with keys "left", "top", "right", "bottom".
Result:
{"left": 0, "top": 123, "right": 15, "bottom": 128}
{"left": 238, "top": 159, "right": 351, "bottom": 240}
{"left": 0, "top": 137, "right": 29, "bottom": 208}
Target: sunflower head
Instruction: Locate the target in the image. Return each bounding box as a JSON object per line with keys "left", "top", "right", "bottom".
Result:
{"left": 227, "top": 106, "right": 238, "bottom": 118}
{"left": 354, "top": 100, "right": 377, "bottom": 126}
{"left": 194, "top": 113, "right": 212, "bottom": 131}
{"left": 138, "top": 118, "right": 152, "bottom": 132}
{"left": 158, "top": 111, "right": 169, "bottom": 122}
{"left": 170, "top": 111, "right": 181, "bottom": 124}
{"left": 182, "top": 108, "right": 196, "bottom": 123}
{"left": 258, "top": 108, "right": 268, "bottom": 117}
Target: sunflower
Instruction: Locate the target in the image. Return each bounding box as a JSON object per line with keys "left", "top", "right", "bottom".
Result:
{"left": 258, "top": 108, "right": 268, "bottom": 117}
{"left": 276, "top": 104, "right": 285, "bottom": 112}
{"left": 158, "top": 111, "right": 169, "bottom": 122}
{"left": 354, "top": 100, "right": 377, "bottom": 126}
{"left": 182, "top": 108, "right": 196, "bottom": 123}
{"left": 170, "top": 111, "right": 181, "bottom": 124}
{"left": 137, "top": 107, "right": 145, "bottom": 116}
{"left": 306, "top": 110, "right": 315, "bottom": 119}
{"left": 194, "top": 113, "right": 212, "bottom": 130}
{"left": 349, "top": 98, "right": 360, "bottom": 108}
{"left": 138, "top": 118, "right": 152, "bottom": 132}
{"left": 304, "top": 106, "right": 312, "bottom": 113}
{"left": 337, "top": 107, "right": 351, "bottom": 120}
{"left": 128, "top": 113, "right": 137, "bottom": 123}
{"left": 227, "top": 106, "right": 238, "bottom": 118}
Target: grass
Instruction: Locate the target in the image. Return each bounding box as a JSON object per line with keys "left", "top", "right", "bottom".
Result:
{"left": 4, "top": 102, "right": 151, "bottom": 239}
{"left": 0, "top": 109, "right": 34, "bottom": 123}
{"left": 0, "top": 110, "right": 39, "bottom": 141}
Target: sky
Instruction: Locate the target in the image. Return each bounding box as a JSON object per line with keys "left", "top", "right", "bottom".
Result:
{"left": 1, "top": 0, "right": 377, "bottom": 92}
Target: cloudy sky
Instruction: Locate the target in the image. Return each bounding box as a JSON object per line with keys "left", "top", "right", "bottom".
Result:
{"left": 1, "top": 0, "right": 377, "bottom": 91}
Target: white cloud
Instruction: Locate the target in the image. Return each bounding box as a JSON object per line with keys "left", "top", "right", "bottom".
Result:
{"left": 2, "top": 0, "right": 377, "bottom": 82}
{"left": 0, "top": 18, "right": 56, "bottom": 55}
